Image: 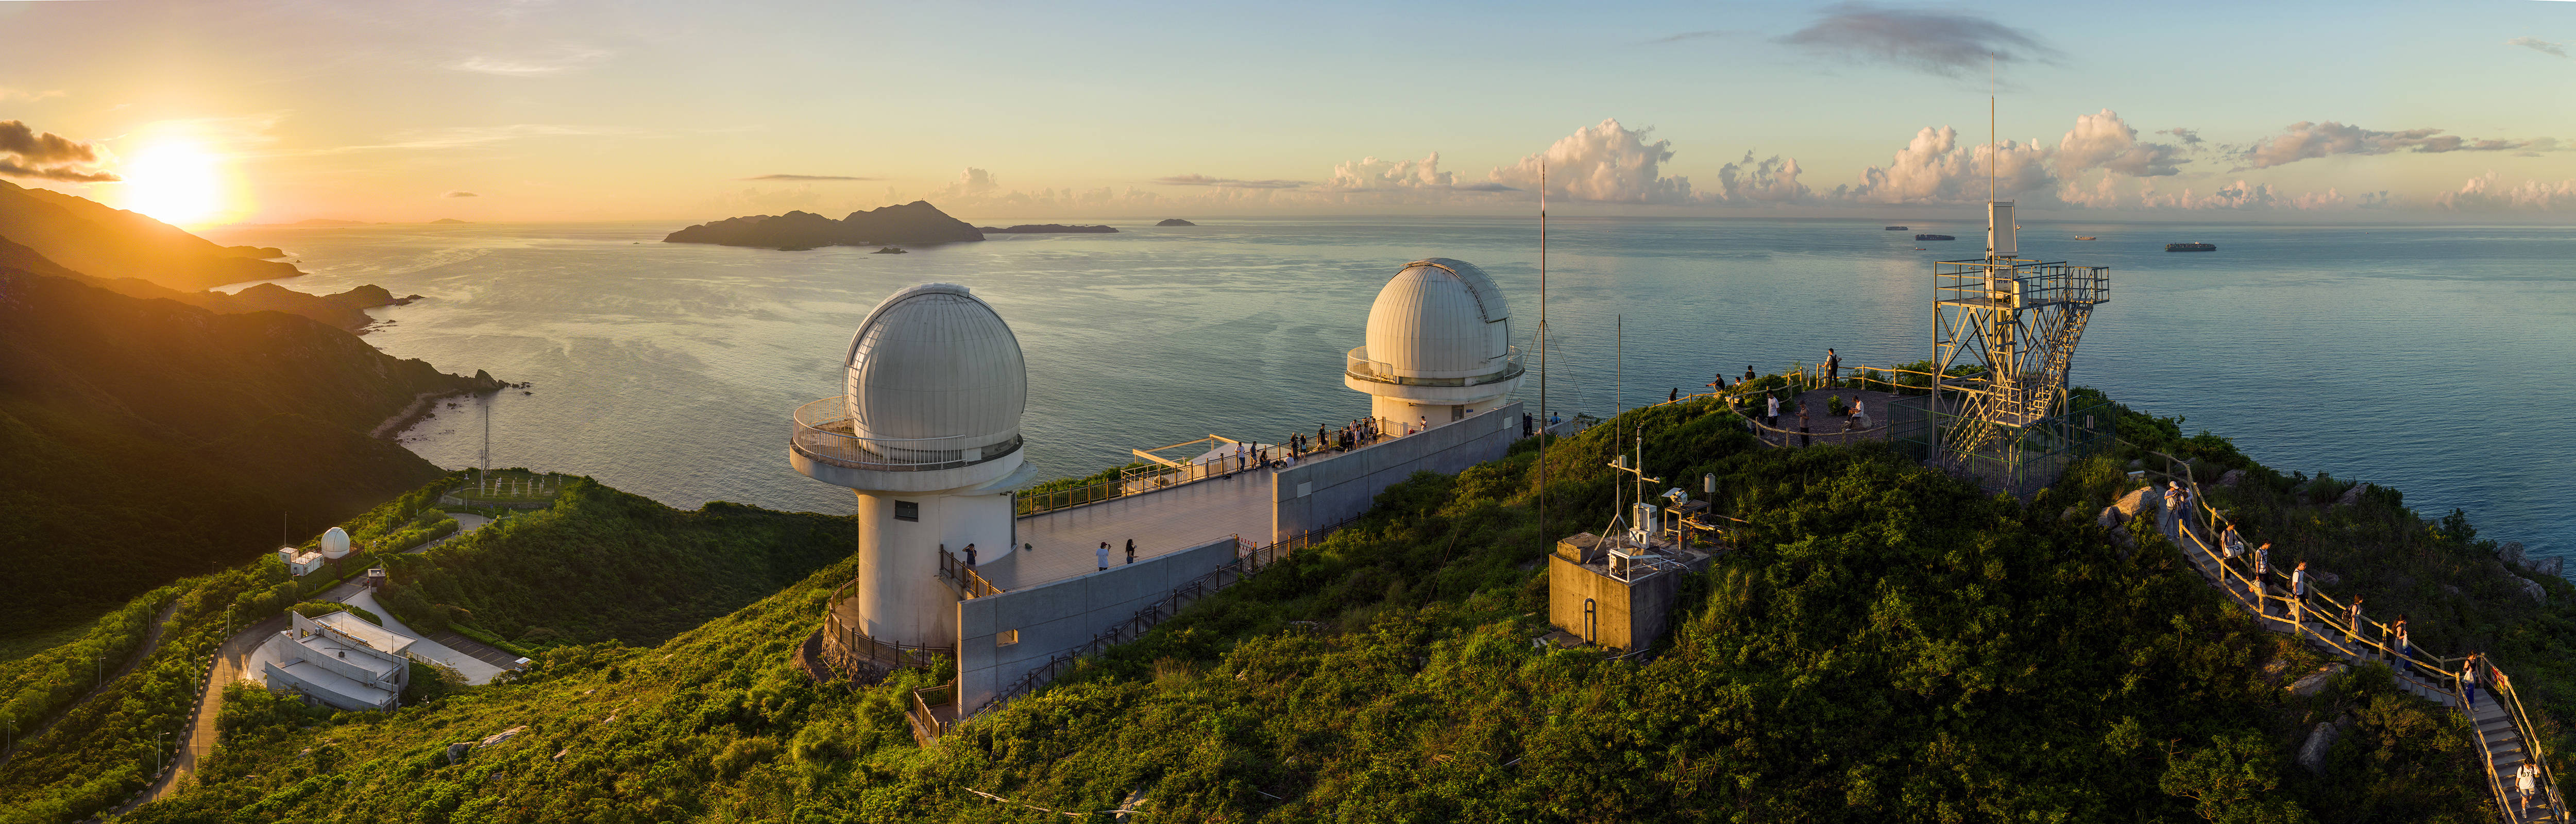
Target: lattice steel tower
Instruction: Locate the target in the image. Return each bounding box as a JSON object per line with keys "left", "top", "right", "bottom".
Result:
{"left": 1923, "top": 199, "right": 2111, "bottom": 493}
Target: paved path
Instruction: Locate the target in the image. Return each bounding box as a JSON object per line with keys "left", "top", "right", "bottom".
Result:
{"left": 405, "top": 512, "right": 491, "bottom": 554}
{"left": 334, "top": 590, "right": 509, "bottom": 685}
{"left": 0, "top": 601, "right": 180, "bottom": 767}
{"left": 993, "top": 468, "right": 1276, "bottom": 590}
{"left": 141, "top": 614, "right": 284, "bottom": 804}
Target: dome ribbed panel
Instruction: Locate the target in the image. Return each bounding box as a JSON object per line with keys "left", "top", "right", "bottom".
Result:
{"left": 841, "top": 285, "right": 1026, "bottom": 450}
{"left": 1363, "top": 259, "right": 1512, "bottom": 378}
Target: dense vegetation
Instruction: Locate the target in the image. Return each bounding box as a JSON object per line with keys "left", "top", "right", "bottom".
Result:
{"left": 374, "top": 476, "right": 852, "bottom": 650}
{"left": 0, "top": 268, "right": 496, "bottom": 638}
{"left": 109, "top": 391, "right": 2551, "bottom": 823}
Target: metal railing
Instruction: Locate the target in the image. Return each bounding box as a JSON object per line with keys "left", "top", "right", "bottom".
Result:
{"left": 1345, "top": 345, "right": 1524, "bottom": 387}
{"left": 791, "top": 397, "right": 1024, "bottom": 472}
{"left": 908, "top": 681, "right": 956, "bottom": 743}
{"left": 938, "top": 547, "right": 1004, "bottom": 599}
{"left": 2140, "top": 452, "right": 2563, "bottom": 822}
{"left": 1017, "top": 417, "right": 1425, "bottom": 518}
{"left": 818, "top": 581, "right": 954, "bottom": 678}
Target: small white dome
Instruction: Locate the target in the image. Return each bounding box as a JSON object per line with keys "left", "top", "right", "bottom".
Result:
{"left": 1361, "top": 258, "right": 1512, "bottom": 379}
{"left": 841, "top": 283, "right": 1027, "bottom": 454}
{"left": 319, "top": 527, "right": 351, "bottom": 559}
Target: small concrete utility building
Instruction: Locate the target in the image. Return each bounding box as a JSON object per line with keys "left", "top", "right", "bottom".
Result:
{"left": 248, "top": 611, "right": 413, "bottom": 711}
{"left": 1345, "top": 258, "right": 1526, "bottom": 432}
{"left": 277, "top": 545, "right": 325, "bottom": 577}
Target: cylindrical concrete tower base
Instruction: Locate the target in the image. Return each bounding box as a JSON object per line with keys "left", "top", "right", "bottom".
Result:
{"left": 851, "top": 486, "right": 1018, "bottom": 648}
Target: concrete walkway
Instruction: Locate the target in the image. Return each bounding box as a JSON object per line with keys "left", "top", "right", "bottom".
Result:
{"left": 335, "top": 590, "right": 509, "bottom": 685}
{"left": 993, "top": 468, "right": 1276, "bottom": 590}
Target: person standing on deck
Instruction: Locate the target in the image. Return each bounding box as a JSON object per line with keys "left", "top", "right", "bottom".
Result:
{"left": 2160, "top": 483, "right": 2182, "bottom": 537}
{"left": 1798, "top": 405, "right": 1812, "bottom": 447}
{"left": 1419, "top": 414, "right": 1430, "bottom": 434}
{"left": 963, "top": 543, "right": 977, "bottom": 567}
{"left": 1767, "top": 394, "right": 1782, "bottom": 430}
{"left": 1669, "top": 387, "right": 1679, "bottom": 403}
{"left": 1824, "top": 348, "right": 1841, "bottom": 389}
{"left": 1318, "top": 425, "right": 1330, "bottom": 453}
{"left": 1097, "top": 541, "right": 1110, "bottom": 572}
{"left": 1743, "top": 365, "right": 1756, "bottom": 385}
{"left": 2220, "top": 519, "right": 2245, "bottom": 560}
{"left": 1125, "top": 539, "right": 1137, "bottom": 565}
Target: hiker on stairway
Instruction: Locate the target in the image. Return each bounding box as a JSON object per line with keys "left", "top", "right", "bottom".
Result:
{"left": 2253, "top": 543, "right": 2273, "bottom": 616}
{"left": 2462, "top": 653, "right": 2482, "bottom": 707}
{"left": 2290, "top": 561, "right": 2311, "bottom": 637}
{"left": 2345, "top": 595, "right": 2365, "bottom": 648}
{"left": 2392, "top": 615, "right": 2413, "bottom": 670}
{"left": 2518, "top": 759, "right": 2542, "bottom": 818}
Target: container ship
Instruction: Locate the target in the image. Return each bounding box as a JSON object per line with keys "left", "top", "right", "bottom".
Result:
{"left": 2165, "top": 242, "right": 2216, "bottom": 252}
{"left": 1916, "top": 233, "right": 1955, "bottom": 241}
{"left": 1884, "top": 226, "right": 1909, "bottom": 230}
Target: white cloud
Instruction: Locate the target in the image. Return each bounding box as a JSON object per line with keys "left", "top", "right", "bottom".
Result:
{"left": 1776, "top": 2, "right": 2058, "bottom": 78}
{"left": 2056, "top": 109, "right": 2182, "bottom": 177}
{"left": 2434, "top": 172, "right": 2576, "bottom": 211}
{"left": 0, "top": 87, "right": 66, "bottom": 102}
{"left": 1835, "top": 125, "right": 2053, "bottom": 204}
{"left": 448, "top": 46, "right": 612, "bottom": 76}
{"left": 1324, "top": 153, "right": 1461, "bottom": 192}
{"left": 1486, "top": 118, "right": 1694, "bottom": 204}
{"left": 2507, "top": 37, "right": 2568, "bottom": 59}
{"left": 314, "top": 124, "right": 608, "bottom": 153}
{"left": 1710, "top": 152, "right": 1810, "bottom": 203}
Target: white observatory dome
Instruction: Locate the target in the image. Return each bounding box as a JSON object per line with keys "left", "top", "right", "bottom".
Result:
{"left": 841, "top": 283, "right": 1027, "bottom": 459}
{"left": 319, "top": 527, "right": 351, "bottom": 559}
{"left": 1361, "top": 258, "right": 1513, "bottom": 380}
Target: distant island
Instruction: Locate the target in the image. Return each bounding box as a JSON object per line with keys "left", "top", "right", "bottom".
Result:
{"left": 429, "top": 218, "right": 472, "bottom": 225}
{"left": 979, "top": 224, "right": 1118, "bottom": 234}
{"left": 1156, "top": 218, "right": 1196, "bottom": 226}
{"left": 282, "top": 218, "right": 378, "bottom": 227}
{"left": 664, "top": 201, "right": 985, "bottom": 249}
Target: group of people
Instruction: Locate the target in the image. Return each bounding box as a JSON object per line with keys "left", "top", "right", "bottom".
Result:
{"left": 2184, "top": 480, "right": 2543, "bottom": 815}
{"left": 1095, "top": 539, "right": 1138, "bottom": 571}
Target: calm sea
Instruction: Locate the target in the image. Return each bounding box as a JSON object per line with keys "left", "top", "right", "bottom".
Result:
{"left": 207, "top": 217, "right": 2575, "bottom": 562}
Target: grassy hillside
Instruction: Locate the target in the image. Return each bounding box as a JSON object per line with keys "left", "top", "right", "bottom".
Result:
{"left": 0, "top": 473, "right": 852, "bottom": 824}
{"left": 0, "top": 268, "right": 494, "bottom": 637}
{"left": 115, "top": 394, "right": 2546, "bottom": 824}
{"left": 377, "top": 475, "right": 856, "bottom": 650}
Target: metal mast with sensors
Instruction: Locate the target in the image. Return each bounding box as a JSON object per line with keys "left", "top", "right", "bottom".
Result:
{"left": 1909, "top": 70, "right": 2112, "bottom": 495}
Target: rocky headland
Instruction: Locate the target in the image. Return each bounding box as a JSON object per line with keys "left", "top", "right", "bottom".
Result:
{"left": 663, "top": 201, "right": 985, "bottom": 248}
{"left": 1156, "top": 218, "right": 1196, "bottom": 226}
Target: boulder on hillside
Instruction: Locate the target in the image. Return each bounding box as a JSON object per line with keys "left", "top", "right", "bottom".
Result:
{"left": 2297, "top": 720, "right": 2341, "bottom": 774}
{"left": 2501, "top": 541, "right": 2527, "bottom": 566}
{"left": 2337, "top": 484, "right": 2367, "bottom": 506}
{"left": 2289, "top": 664, "right": 2346, "bottom": 696}
{"left": 2522, "top": 578, "right": 2547, "bottom": 604}
{"left": 2218, "top": 469, "right": 2246, "bottom": 487}
{"left": 2114, "top": 487, "right": 2159, "bottom": 520}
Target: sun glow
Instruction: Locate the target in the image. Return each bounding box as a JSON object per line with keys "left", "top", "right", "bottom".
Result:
{"left": 116, "top": 141, "right": 242, "bottom": 227}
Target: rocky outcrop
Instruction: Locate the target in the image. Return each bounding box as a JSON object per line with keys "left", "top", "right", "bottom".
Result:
{"left": 979, "top": 224, "right": 1118, "bottom": 234}
{"left": 2297, "top": 720, "right": 2341, "bottom": 774}
{"left": 2114, "top": 487, "right": 2160, "bottom": 521}
{"left": 663, "top": 201, "right": 985, "bottom": 248}
{"left": 1156, "top": 218, "right": 1196, "bottom": 226}
{"left": 2336, "top": 484, "right": 2367, "bottom": 506}
{"left": 2290, "top": 664, "right": 2346, "bottom": 697}
{"left": 2218, "top": 469, "right": 2246, "bottom": 487}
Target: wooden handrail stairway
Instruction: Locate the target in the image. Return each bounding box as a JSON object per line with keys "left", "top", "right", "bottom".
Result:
{"left": 2141, "top": 453, "right": 2562, "bottom": 822}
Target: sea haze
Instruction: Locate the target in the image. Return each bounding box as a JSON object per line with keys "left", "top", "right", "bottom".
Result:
{"left": 206, "top": 217, "right": 2576, "bottom": 563}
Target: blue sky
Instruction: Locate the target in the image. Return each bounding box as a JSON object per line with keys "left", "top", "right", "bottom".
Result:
{"left": 2, "top": 0, "right": 2572, "bottom": 221}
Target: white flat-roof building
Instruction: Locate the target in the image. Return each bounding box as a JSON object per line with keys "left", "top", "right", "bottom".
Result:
{"left": 247, "top": 611, "right": 413, "bottom": 711}
{"left": 278, "top": 545, "right": 325, "bottom": 576}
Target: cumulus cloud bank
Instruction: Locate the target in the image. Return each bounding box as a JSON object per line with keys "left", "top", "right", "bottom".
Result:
{"left": 1836, "top": 126, "right": 2052, "bottom": 203}
{"left": 1777, "top": 2, "right": 2058, "bottom": 77}
{"left": 2435, "top": 173, "right": 2576, "bottom": 212}
{"left": 2057, "top": 109, "right": 2183, "bottom": 177}
{"left": 1488, "top": 119, "right": 1695, "bottom": 203}
{"left": 2233, "top": 122, "right": 2535, "bottom": 168}
{"left": 0, "top": 120, "right": 119, "bottom": 182}
{"left": 1712, "top": 153, "right": 1811, "bottom": 203}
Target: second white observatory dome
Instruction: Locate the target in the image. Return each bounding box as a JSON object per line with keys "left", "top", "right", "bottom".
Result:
{"left": 1344, "top": 258, "right": 1524, "bottom": 429}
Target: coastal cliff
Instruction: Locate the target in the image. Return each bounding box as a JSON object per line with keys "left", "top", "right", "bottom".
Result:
{"left": 663, "top": 200, "right": 985, "bottom": 248}
{"left": 0, "top": 179, "right": 304, "bottom": 291}
{"left": 0, "top": 235, "right": 411, "bottom": 332}
{"left": 0, "top": 267, "right": 495, "bottom": 635}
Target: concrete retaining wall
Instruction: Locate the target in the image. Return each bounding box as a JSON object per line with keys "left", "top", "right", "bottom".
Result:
{"left": 954, "top": 536, "right": 1242, "bottom": 712}
{"left": 1272, "top": 401, "right": 1523, "bottom": 538}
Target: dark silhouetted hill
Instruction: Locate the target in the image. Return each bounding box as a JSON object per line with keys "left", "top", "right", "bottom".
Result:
{"left": 1157, "top": 218, "right": 1195, "bottom": 226}
{"left": 0, "top": 267, "right": 495, "bottom": 636}
{"left": 663, "top": 201, "right": 984, "bottom": 248}
{"left": 0, "top": 180, "right": 303, "bottom": 291}
{"left": 0, "top": 236, "right": 408, "bottom": 331}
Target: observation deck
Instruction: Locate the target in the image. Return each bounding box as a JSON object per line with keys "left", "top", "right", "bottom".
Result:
{"left": 789, "top": 396, "right": 1027, "bottom": 492}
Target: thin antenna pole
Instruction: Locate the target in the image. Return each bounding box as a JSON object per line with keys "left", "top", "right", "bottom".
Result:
{"left": 1538, "top": 160, "right": 1548, "bottom": 549}
{"left": 1616, "top": 315, "right": 1623, "bottom": 419}
{"left": 1989, "top": 52, "right": 1997, "bottom": 208}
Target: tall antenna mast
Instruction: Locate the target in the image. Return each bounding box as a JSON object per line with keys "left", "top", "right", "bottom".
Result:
{"left": 1989, "top": 51, "right": 1997, "bottom": 208}
{"left": 1538, "top": 160, "right": 1549, "bottom": 549}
